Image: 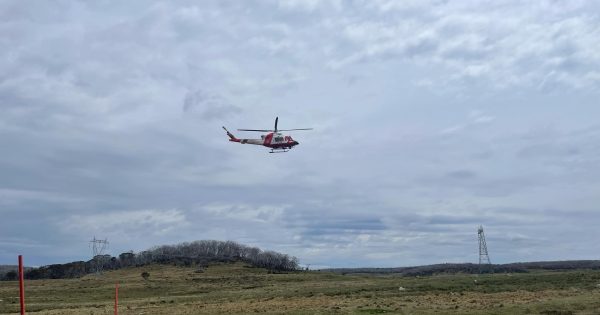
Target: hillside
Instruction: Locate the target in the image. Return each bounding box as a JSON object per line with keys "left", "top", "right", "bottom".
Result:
{"left": 0, "top": 265, "right": 33, "bottom": 281}
{"left": 0, "top": 266, "right": 16, "bottom": 274}
{"left": 325, "top": 260, "right": 600, "bottom": 276}
{"left": 1, "top": 240, "right": 298, "bottom": 281}
{"left": 5, "top": 242, "right": 600, "bottom": 281}
{"left": 1, "top": 262, "right": 600, "bottom": 314}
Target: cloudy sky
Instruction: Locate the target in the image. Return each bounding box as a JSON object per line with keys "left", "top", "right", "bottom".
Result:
{"left": 2, "top": 0, "right": 600, "bottom": 268}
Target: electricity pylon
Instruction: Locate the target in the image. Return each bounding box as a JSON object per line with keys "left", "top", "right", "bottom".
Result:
{"left": 90, "top": 236, "right": 109, "bottom": 274}
{"left": 478, "top": 225, "right": 492, "bottom": 274}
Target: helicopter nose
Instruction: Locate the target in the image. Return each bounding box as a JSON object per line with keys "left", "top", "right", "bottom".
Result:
{"left": 293, "top": 141, "right": 299, "bottom": 146}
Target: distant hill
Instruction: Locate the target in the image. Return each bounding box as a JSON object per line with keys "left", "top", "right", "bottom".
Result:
{"left": 324, "top": 260, "right": 600, "bottom": 276}
{"left": 5, "top": 245, "right": 599, "bottom": 281}
{"left": 0, "top": 265, "right": 18, "bottom": 277}
{"left": 0, "top": 265, "right": 34, "bottom": 281}
{"left": 1, "top": 240, "right": 299, "bottom": 281}
{"left": 0, "top": 265, "right": 17, "bottom": 273}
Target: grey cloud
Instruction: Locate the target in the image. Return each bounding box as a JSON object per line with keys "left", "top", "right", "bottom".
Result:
{"left": 445, "top": 170, "right": 477, "bottom": 180}
{"left": 1, "top": 0, "right": 600, "bottom": 268}
{"left": 183, "top": 89, "right": 240, "bottom": 120}
{"left": 517, "top": 143, "right": 580, "bottom": 159}
{"left": 324, "top": 1, "right": 600, "bottom": 89}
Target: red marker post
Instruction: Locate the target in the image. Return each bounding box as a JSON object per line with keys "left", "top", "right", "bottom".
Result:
{"left": 18, "top": 255, "right": 25, "bottom": 315}
{"left": 114, "top": 283, "right": 119, "bottom": 315}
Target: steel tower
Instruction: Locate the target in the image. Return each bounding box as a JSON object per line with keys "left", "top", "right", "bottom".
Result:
{"left": 90, "top": 236, "right": 109, "bottom": 274}
{"left": 478, "top": 225, "right": 492, "bottom": 273}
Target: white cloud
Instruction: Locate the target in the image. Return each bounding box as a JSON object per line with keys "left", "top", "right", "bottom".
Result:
{"left": 326, "top": 1, "right": 600, "bottom": 90}
{"left": 440, "top": 110, "right": 496, "bottom": 135}
{"left": 2, "top": 0, "right": 600, "bottom": 267}
{"left": 63, "top": 209, "right": 187, "bottom": 236}
{"left": 275, "top": 0, "right": 342, "bottom": 11}
{"left": 183, "top": 89, "right": 240, "bottom": 120}
{"left": 202, "top": 203, "right": 288, "bottom": 223}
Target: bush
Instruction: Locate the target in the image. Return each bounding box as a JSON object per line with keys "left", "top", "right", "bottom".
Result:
{"left": 3, "top": 270, "right": 17, "bottom": 281}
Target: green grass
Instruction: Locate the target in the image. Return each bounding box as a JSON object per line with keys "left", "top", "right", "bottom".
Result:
{"left": 1, "top": 263, "right": 599, "bottom": 314}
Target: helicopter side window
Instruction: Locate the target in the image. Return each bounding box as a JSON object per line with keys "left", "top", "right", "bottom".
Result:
{"left": 274, "top": 136, "right": 284, "bottom": 142}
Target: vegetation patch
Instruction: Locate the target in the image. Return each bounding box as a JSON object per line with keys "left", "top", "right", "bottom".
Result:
{"left": 1, "top": 264, "right": 600, "bottom": 314}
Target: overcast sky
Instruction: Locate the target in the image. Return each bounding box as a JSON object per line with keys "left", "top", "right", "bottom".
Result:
{"left": 2, "top": 0, "right": 600, "bottom": 268}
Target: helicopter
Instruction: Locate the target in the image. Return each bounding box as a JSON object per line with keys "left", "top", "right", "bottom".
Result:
{"left": 223, "top": 117, "right": 312, "bottom": 153}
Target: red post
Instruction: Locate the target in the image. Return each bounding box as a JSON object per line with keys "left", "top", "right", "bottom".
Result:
{"left": 114, "top": 283, "right": 118, "bottom": 315}
{"left": 18, "top": 255, "right": 25, "bottom": 315}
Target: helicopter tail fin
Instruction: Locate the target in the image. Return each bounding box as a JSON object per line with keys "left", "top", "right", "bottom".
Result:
{"left": 222, "top": 126, "right": 240, "bottom": 142}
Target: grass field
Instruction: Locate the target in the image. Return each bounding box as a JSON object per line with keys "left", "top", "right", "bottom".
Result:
{"left": 1, "top": 263, "right": 600, "bottom": 314}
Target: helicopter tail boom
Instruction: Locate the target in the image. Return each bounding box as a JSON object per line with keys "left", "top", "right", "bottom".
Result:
{"left": 222, "top": 126, "right": 240, "bottom": 142}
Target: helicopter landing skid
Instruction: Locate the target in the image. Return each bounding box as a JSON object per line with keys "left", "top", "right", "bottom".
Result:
{"left": 269, "top": 148, "right": 289, "bottom": 153}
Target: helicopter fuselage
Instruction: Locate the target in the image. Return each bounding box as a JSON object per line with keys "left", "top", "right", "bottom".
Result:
{"left": 234, "top": 132, "right": 299, "bottom": 150}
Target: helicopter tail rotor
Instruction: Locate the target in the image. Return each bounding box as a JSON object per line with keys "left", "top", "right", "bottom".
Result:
{"left": 223, "top": 126, "right": 240, "bottom": 142}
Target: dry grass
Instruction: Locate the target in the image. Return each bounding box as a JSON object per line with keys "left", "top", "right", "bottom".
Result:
{"left": 1, "top": 263, "right": 600, "bottom": 314}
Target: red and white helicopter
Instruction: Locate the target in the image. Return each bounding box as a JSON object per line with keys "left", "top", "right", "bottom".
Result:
{"left": 223, "top": 117, "right": 312, "bottom": 153}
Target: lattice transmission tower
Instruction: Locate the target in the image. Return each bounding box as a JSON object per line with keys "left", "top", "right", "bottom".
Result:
{"left": 478, "top": 225, "right": 493, "bottom": 274}
{"left": 90, "top": 236, "right": 109, "bottom": 274}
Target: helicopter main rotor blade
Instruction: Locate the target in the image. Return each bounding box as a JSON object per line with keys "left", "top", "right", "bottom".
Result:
{"left": 237, "top": 117, "right": 312, "bottom": 132}
{"left": 277, "top": 128, "right": 313, "bottom": 131}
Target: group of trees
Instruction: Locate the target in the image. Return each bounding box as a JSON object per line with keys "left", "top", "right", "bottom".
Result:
{"left": 134, "top": 240, "right": 299, "bottom": 272}
{"left": 326, "top": 260, "right": 600, "bottom": 276}
{"left": 1, "top": 269, "right": 17, "bottom": 281}
{"left": 5, "top": 240, "right": 299, "bottom": 280}
{"left": 0, "top": 265, "right": 32, "bottom": 281}
{"left": 326, "top": 263, "right": 517, "bottom": 276}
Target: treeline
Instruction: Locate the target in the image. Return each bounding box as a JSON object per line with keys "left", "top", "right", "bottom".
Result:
{"left": 2, "top": 240, "right": 299, "bottom": 280}
{"left": 503, "top": 260, "right": 600, "bottom": 271}
{"left": 0, "top": 265, "right": 33, "bottom": 281}
{"left": 326, "top": 263, "right": 521, "bottom": 276}
{"left": 135, "top": 240, "right": 299, "bottom": 272}
{"left": 325, "top": 260, "right": 600, "bottom": 276}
